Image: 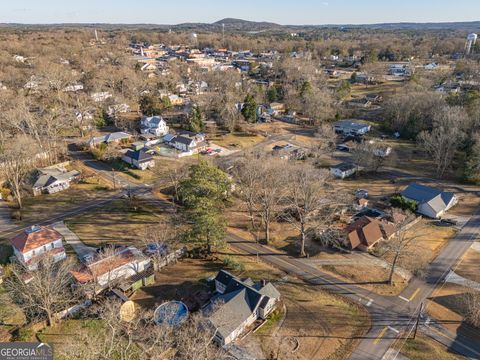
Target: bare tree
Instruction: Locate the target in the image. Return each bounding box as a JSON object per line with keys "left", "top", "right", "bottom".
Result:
{"left": 0, "top": 136, "right": 38, "bottom": 209}
{"left": 284, "top": 165, "right": 342, "bottom": 257}
{"left": 376, "top": 215, "right": 425, "bottom": 285}
{"left": 139, "top": 221, "right": 180, "bottom": 270}
{"left": 256, "top": 159, "right": 287, "bottom": 244}
{"left": 5, "top": 258, "right": 79, "bottom": 326}
{"left": 417, "top": 106, "right": 467, "bottom": 177}
{"left": 463, "top": 290, "right": 480, "bottom": 328}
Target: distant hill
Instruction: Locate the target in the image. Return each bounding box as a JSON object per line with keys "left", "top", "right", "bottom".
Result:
{"left": 0, "top": 18, "right": 479, "bottom": 32}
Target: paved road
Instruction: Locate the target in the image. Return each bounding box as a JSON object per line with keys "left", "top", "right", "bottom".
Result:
{"left": 72, "top": 146, "right": 480, "bottom": 359}
{"left": 2, "top": 146, "right": 478, "bottom": 360}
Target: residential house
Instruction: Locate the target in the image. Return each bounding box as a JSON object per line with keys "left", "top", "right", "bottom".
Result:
{"left": 424, "top": 63, "right": 438, "bottom": 70}
{"left": 91, "top": 92, "right": 112, "bottom": 102}
{"left": 140, "top": 116, "right": 169, "bottom": 136}
{"left": 32, "top": 166, "right": 80, "bottom": 196}
{"left": 70, "top": 246, "right": 151, "bottom": 295}
{"left": 122, "top": 149, "right": 155, "bottom": 170}
{"left": 334, "top": 120, "right": 371, "bottom": 136}
{"left": 167, "top": 131, "right": 207, "bottom": 154}
{"left": 63, "top": 83, "right": 84, "bottom": 92}
{"left": 268, "top": 102, "right": 285, "bottom": 116}
{"left": 10, "top": 225, "right": 66, "bottom": 271}
{"left": 168, "top": 94, "right": 184, "bottom": 106}
{"left": 347, "top": 97, "right": 372, "bottom": 109}
{"left": 209, "top": 270, "right": 281, "bottom": 346}
{"left": 330, "top": 163, "right": 357, "bottom": 179}
{"left": 107, "top": 104, "right": 130, "bottom": 117}
{"left": 87, "top": 132, "right": 131, "bottom": 147}
{"left": 272, "top": 143, "right": 306, "bottom": 160}
{"left": 401, "top": 183, "right": 458, "bottom": 219}
{"left": 344, "top": 216, "right": 395, "bottom": 251}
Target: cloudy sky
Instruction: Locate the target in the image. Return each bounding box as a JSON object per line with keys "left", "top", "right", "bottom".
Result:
{"left": 1, "top": 0, "right": 479, "bottom": 25}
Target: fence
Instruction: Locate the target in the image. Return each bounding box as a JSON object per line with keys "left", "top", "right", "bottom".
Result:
{"left": 153, "top": 248, "right": 185, "bottom": 271}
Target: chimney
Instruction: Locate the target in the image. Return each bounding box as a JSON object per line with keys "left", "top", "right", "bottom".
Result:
{"left": 261, "top": 279, "right": 266, "bottom": 287}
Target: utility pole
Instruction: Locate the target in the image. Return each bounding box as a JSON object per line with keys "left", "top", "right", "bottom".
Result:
{"left": 112, "top": 167, "right": 116, "bottom": 190}
{"left": 413, "top": 302, "right": 424, "bottom": 339}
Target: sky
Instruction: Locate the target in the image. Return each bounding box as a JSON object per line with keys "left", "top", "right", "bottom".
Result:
{"left": 0, "top": 0, "right": 479, "bottom": 25}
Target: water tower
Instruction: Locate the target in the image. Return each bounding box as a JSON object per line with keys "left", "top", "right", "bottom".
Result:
{"left": 465, "top": 33, "right": 478, "bottom": 55}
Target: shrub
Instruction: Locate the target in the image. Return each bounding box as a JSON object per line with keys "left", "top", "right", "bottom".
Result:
{"left": 223, "top": 256, "right": 245, "bottom": 272}
{"left": 390, "top": 195, "right": 417, "bottom": 213}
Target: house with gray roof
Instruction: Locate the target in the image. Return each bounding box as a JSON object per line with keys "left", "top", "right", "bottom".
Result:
{"left": 140, "top": 116, "right": 169, "bottom": 137}
{"left": 32, "top": 166, "right": 80, "bottom": 196}
{"left": 87, "top": 132, "right": 131, "bottom": 147}
{"left": 334, "top": 120, "right": 371, "bottom": 136}
{"left": 122, "top": 149, "right": 155, "bottom": 170}
{"left": 401, "top": 183, "right": 457, "bottom": 219}
{"left": 208, "top": 270, "right": 280, "bottom": 346}
{"left": 330, "top": 162, "right": 357, "bottom": 179}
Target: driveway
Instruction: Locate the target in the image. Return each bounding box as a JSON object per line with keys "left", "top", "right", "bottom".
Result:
{"left": 52, "top": 221, "right": 96, "bottom": 260}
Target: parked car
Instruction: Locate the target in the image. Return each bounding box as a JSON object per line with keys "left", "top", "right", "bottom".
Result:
{"left": 440, "top": 218, "right": 457, "bottom": 226}
{"left": 355, "top": 189, "right": 369, "bottom": 199}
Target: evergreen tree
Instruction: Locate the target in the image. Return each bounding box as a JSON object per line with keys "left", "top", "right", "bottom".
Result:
{"left": 464, "top": 140, "right": 480, "bottom": 184}
{"left": 267, "top": 86, "right": 278, "bottom": 103}
{"left": 241, "top": 94, "right": 257, "bottom": 123}
{"left": 178, "top": 161, "right": 231, "bottom": 253}
{"left": 185, "top": 105, "right": 205, "bottom": 133}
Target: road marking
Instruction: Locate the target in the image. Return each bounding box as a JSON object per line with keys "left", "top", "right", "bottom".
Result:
{"left": 387, "top": 326, "right": 399, "bottom": 334}
{"left": 373, "top": 326, "right": 388, "bottom": 345}
{"left": 398, "top": 295, "right": 410, "bottom": 302}
{"left": 366, "top": 299, "right": 374, "bottom": 307}
{"left": 409, "top": 288, "right": 421, "bottom": 301}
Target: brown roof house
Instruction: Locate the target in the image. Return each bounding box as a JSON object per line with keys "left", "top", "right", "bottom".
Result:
{"left": 71, "top": 246, "right": 151, "bottom": 295}
{"left": 344, "top": 216, "right": 395, "bottom": 251}
{"left": 10, "top": 225, "right": 66, "bottom": 271}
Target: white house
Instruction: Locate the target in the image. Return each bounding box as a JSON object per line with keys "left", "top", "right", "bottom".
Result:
{"left": 209, "top": 270, "right": 280, "bottom": 346}
{"left": 32, "top": 166, "right": 80, "bottom": 196}
{"left": 140, "top": 116, "right": 169, "bottom": 136}
{"left": 401, "top": 183, "right": 458, "bottom": 219}
{"left": 122, "top": 149, "right": 155, "bottom": 170}
{"left": 70, "top": 246, "right": 151, "bottom": 293}
{"left": 87, "top": 132, "right": 131, "bottom": 147}
{"left": 334, "top": 120, "right": 371, "bottom": 136}
{"left": 330, "top": 163, "right": 357, "bottom": 179}
{"left": 91, "top": 92, "right": 112, "bottom": 102}
{"left": 167, "top": 131, "right": 206, "bottom": 154}
{"left": 63, "top": 83, "right": 84, "bottom": 92}
{"left": 10, "top": 225, "right": 66, "bottom": 271}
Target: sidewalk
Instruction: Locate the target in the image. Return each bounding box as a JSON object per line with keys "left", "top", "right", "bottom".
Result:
{"left": 52, "top": 221, "right": 96, "bottom": 259}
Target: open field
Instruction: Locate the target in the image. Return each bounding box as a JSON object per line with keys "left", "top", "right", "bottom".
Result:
{"left": 66, "top": 199, "right": 166, "bottom": 248}
{"left": 248, "top": 279, "right": 370, "bottom": 360}
{"left": 208, "top": 132, "right": 265, "bottom": 150}
{"left": 10, "top": 177, "right": 114, "bottom": 226}
{"left": 395, "top": 334, "right": 466, "bottom": 360}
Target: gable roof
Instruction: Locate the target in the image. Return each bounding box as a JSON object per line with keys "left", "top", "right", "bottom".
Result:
{"left": 331, "top": 162, "right": 356, "bottom": 172}
{"left": 70, "top": 247, "right": 147, "bottom": 283}
{"left": 172, "top": 135, "right": 194, "bottom": 146}
{"left": 11, "top": 225, "right": 62, "bottom": 253}
{"left": 345, "top": 216, "right": 395, "bottom": 250}
{"left": 401, "top": 183, "right": 455, "bottom": 207}
{"left": 33, "top": 168, "right": 80, "bottom": 189}
{"left": 124, "top": 149, "right": 153, "bottom": 162}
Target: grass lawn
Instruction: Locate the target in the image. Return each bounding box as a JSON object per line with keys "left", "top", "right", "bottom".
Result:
{"left": 396, "top": 335, "right": 466, "bottom": 360}
{"left": 455, "top": 246, "right": 480, "bottom": 283}
{"left": 209, "top": 132, "right": 265, "bottom": 150}
{"left": 66, "top": 199, "right": 167, "bottom": 248}
{"left": 321, "top": 264, "right": 407, "bottom": 296}
{"left": 11, "top": 178, "right": 115, "bottom": 226}
{"left": 248, "top": 279, "right": 370, "bottom": 360}
{"left": 0, "top": 286, "right": 26, "bottom": 327}
{"left": 131, "top": 250, "right": 285, "bottom": 309}
{"left": 37, "top": 319, "right": 105, "bottom": 345}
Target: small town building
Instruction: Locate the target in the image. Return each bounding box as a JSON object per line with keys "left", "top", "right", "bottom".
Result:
{"left": 209, "top": 270, "right": 281, "bottom": 346}
{"left": 330, "top": 163, "right": 357, "bottom": 179}
{"left": 122, "top": 149, "right": 155, "bottom": 170}
{"left": 10, "top": 225, "right": 66, "bottom": 271}
{"left": 32, "top": 166, "right": 80, "bottom": 196}
{"left": 401, "top": 183, "right": 458, "bottom": 219}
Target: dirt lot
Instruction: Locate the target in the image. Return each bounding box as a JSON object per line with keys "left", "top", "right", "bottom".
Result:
{"left": 395, "top": 334, "right": 466, "bottom": 360}
{"left": 247, "top": 279, "right": 370, "bottom": 360}
{"left": 66, "top": 199, "right": 167, "bottom": 248}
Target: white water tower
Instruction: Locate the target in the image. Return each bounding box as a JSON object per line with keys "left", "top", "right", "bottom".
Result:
{"left": 465, "top": 33, "right": 478, "bottom": 55}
